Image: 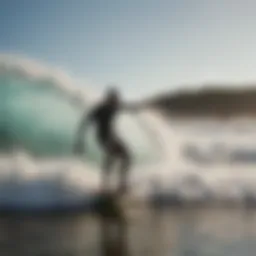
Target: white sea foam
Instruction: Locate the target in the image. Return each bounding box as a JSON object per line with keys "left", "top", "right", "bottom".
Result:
{"left": 1, "top": 54, "right": 256, "bottom": 209}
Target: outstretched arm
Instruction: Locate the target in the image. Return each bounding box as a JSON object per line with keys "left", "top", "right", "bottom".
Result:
{"left": 121, "top": 101, "right": 149, "bottom": 112}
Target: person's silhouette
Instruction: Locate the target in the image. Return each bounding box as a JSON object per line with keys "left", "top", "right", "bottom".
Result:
{"left": 74, "top": 87, "right": 144, "bottom": 195}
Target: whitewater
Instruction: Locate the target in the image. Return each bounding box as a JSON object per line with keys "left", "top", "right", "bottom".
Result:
{"left": 1, "top": 54, "right": 256, "bottom": 210}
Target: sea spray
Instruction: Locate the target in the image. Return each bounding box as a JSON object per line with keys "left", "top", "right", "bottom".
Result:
{"left": 1, "top": 55, "right": 256, "bottom": 209}
{"left": 0, "top": 55, "right": 167, "bottom": 209}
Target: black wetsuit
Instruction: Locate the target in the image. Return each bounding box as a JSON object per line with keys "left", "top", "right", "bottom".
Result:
{"left": 88, "top": 102, "right": 128, "bottom": 158}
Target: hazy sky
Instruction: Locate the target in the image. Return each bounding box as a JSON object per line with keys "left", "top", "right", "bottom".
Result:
{"left": 1, "top": 1, "right": 256, "bottom": 98}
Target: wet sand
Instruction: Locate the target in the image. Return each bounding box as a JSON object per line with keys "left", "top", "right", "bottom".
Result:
{"left": 0, "top": 207, "right": 256, "bottom": 256}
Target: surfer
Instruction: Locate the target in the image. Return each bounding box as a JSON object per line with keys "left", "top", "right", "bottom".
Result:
{"left": 74, "top": 87, "right": 144, "bottom": 195}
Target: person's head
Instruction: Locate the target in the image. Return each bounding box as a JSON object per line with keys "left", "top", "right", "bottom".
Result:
{"left": 105, "top": 86, "right": 121, "bottom": 106}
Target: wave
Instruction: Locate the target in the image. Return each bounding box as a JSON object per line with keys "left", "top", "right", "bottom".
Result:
{"left": 0, "top": 54, "right": 172, "bottom": 209}
{"left": 0, "top": 54, "right": 164, "bottom": 163}
{"left": 2, "top": 54, "right": 256, "bottom": 210}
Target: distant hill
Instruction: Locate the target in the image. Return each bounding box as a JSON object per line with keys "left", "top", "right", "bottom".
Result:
{"left": 149, "top": 86, "right": 256, "bottom": 119}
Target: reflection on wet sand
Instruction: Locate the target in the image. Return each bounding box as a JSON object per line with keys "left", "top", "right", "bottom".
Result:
{"left": 100, "top": 214, "right": 128, "bottom": 256}
{"left": 1, "top": 208, "right": 256, "bottom": 255}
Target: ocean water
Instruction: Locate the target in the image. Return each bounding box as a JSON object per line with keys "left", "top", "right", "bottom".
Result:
{"left": 0, "top": 55, "right": 170, "bottom": 209}
{"left": 1, "top": 55, "right": 256, "bottom": 209}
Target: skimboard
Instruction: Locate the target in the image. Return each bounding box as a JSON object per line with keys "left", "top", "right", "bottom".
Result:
{"left": 93, "top": 190, "right": 146, "bottom": 219}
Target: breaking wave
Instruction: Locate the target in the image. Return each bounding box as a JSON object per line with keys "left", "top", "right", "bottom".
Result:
{"left": 1, "top": 54, "right": 256, "bottom": 210}
{"left": 0, "top": 54, "right": 171, "bottom": 209}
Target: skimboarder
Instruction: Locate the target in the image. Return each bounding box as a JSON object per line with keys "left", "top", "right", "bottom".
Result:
{"left": 74, "top": 87, "right": 144, "bottom": 195}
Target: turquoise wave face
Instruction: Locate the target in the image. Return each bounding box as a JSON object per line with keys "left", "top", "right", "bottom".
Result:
{"left": 0, "top": 62, "right": 161, "bottom": 167}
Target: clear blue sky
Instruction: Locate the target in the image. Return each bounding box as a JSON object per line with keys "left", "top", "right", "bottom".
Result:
{"left": 1, "top": 0, "right": 256, "bottom": 98}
